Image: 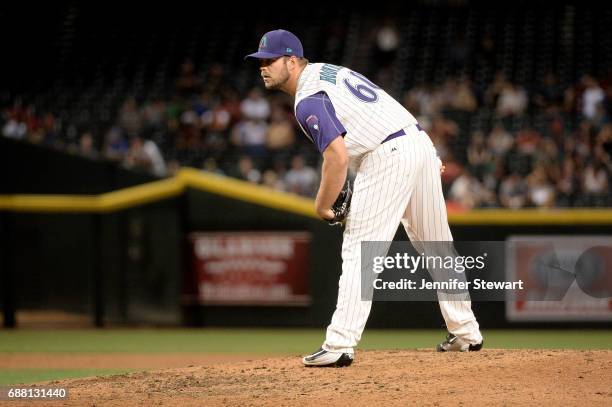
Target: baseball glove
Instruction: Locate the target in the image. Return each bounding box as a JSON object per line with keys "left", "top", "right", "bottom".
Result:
{"left": 328, "top": 179, "right": 353, "bottom": 226}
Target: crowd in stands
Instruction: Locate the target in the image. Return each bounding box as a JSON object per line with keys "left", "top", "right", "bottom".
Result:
{"left": 404, "top": 72, "right": 612, "bottom": 209}
{"left": 2, "top": 59, "right": 611, "bottom": 208}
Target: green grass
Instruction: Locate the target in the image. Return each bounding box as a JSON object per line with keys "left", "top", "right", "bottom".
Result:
{"left": 0, "top": 329, "right": 610, "bottom": 353}
{"left": 0, "top": 329, "right": 610, "bottom": 385}
{"left": 0, "top": 368, "right": 136, "bottom": 386}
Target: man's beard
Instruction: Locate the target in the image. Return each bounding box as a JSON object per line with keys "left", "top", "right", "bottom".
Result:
{"left": 264, "top": 68, "right": 289, "bottom": 90}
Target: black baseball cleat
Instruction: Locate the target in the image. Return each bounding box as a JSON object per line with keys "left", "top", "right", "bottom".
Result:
{"left": 302, "top": 347, "right": 354, "bottom": 367}
{"left": 436, "top": 333, "right": 483, "bottom": 352}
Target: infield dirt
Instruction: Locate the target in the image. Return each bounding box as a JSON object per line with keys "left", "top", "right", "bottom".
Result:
{"left": 8, "top": 349, "right": 612, "bottom": 406}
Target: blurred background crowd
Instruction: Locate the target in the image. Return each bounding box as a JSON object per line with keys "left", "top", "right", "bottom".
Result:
{"left": 2, "top": 2, "right": 611, "bottom": 209}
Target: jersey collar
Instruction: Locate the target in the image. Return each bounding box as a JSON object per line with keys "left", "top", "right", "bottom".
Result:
{"left": 296, "top": 63, "right": 314, "bottom": 95}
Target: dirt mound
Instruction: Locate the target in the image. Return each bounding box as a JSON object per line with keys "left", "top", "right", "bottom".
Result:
{"left": 12, "top": 349, "right": 612, "bottom": 406}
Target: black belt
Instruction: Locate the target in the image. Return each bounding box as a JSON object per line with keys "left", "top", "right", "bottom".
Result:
{"left": 381, "top": 123, "right": 423, "bottom": 144}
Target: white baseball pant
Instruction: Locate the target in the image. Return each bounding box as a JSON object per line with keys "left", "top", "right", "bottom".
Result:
{"left": 323, "top": 124, "right": 483, "bottom": 353}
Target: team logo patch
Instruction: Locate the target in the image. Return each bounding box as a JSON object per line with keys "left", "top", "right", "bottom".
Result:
{"left": 259, "top": 36, "right": 267, "bottom": 49}
{"left": 306, "top": 115, "right": 320, "bottom": 132}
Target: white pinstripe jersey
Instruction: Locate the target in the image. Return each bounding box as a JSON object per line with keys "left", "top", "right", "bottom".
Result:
{"left": 294, "top": 63, "right": 418, "bottom": 158}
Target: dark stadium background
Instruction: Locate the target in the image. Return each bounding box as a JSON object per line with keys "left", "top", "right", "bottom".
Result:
{"left": 1, "top": 1, "right": 611, "bottom": 330}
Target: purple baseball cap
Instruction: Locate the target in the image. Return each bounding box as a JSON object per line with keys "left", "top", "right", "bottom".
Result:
{"left": 244, "top": 29, "right": 304, "bottom": 60}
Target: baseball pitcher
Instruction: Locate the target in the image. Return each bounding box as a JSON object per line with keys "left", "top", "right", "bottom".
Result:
{"left": 245, "top": 29, "right": 483, "bottom": 367}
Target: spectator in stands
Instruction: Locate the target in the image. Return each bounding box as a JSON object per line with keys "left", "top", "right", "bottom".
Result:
{"left": 142, "top": 98, "right": 167, "bottom": 143}
{"left": 124, "top": 136, "right": 167, "bottom": 177}
{"left": 180, "top": 109, "right": 200, "bottom": 130}
{"left": 404, "top": 82, "right": 438, "bottom": 119}
{"left": 591, "top": 99, "right": 608, "bottom": 128}
{"left": 556, "top": 157, "right": 579, "bottom": 207}
{"left": 499, "top": 172, "right": 528, "bottom": 209}
{"left": 40, "top": 112, "right": 59, "bottom": 147}
{"left": 534, "top": 137, "right": 560, "bottom": 169}
{"left": 266, "top": 105, "right": 296, "bottom": 160}
{"left": 534, "top": 72, "right": 564, "bottom": 110}
{"left": 12, "top": 105, "right": 44, "bottom": 144}
{"left": 192, "top": 91, "right": 212, "bottom": 118}
{"left": 30, "top": 129, "right": 47, "bottom": 145}
{"left": 439, "top": 152, "right": 464, "bottom": 189}
{"left": 64, "top": 124, "right": 79, "bottom": 151}
{"left": 448, "top": 168, "right": 494, "bottom": 209}
{"left": 485, "top": 71, "right": 508, "bottom": 108}
{"left": 581, "top": 75, "right": 605, "bottom": 121}
{"left": 487, "top": 123, "right": 514, "bottom": 158}
{"left": 2, "top": 110, "right": 27, "bottom": 140}
{"left": 526, "top": 165, "right": 556, "bottom": 208}
{"left": 165, "top": 94, "right": 185, "bottom": 127}
{"left": 78, "top": 131, "right": 98, "bottom": 159}
{"left": 482, "top": 158, "right": 504, "bottom": 199}
{"left": 543, "top": 111, "right": 566, "bottom": 143}
{"left": 231, "top": 116, "right": 268, "bottom": 159}
{"left": 143, "top": 98, "right": 166, "bottom": 128}
{"left": 428, "top": 115, "right": 458, "bottom": 161}
{"left": 496, "top": 82, "right": 528, "bottom": 117}
{"left": 572, "top": 120, "right": 593, "bottom": 159}
{"left": 201, "top": 157, "right": 224, "bottom": 175}
{"left": 431, "top": 84, "right": 453, "bottom": 116}
{"left": 240, "top": 87, "right": 270, "bottom": 121}
{"left": 201, "top": 100, "right": 231, "bottom": 132}
{"left": 231, "top": 156, "right": 261, "bottom": 184}
{"left": 467, "top": 131, "right": 493, "bottom": 180}
{"left": 221, "top": 88, "right": 243, "bottom": 128}
{"left": 174, "top": 107, "right": 203, "bottom": 167}
{"left": 603, "top": 84, "right": 612, "bottom": 123}
{"left": 449, "top": 76, "right": 478, "bottom": 112}
{"left": 582, "top": 161, "right": 609, "bottom": 205}
{"left": 119, "top": 97, "right": 143, "bottom": 137}
{"left": 202, "top": 63, "right": 226, "bottom": 95}
{"left": 262, "top": 169, "right": 287, "bottom": 191}
{"left": 272, "top": 158, "right": 289, "bottom": 185}
{"left": 166, "top": 159, "right": 181, "bottom": 176}
{"left": 102, "top": 126, "right": 130, "bottom": 161}
{"left": 22, "top": 105, "right": 38, "bottom": 133}
{"left": 515, "top": 126, "right": 541, "bottom": 157}
{"left": 284, "top": 155, "right": 318, "bottom": 197}
{"left": 595, "top": 124, "right": 612, "bottom": 172}
{"left": 437, "top": 79, "right": 456, "bottom": 111}
{"left": 201, "top": 99, "right": 232, "bottom": 151}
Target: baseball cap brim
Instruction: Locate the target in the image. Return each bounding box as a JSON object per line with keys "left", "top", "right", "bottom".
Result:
{"left": 244, "top": 51, "right": 285, "bottom": 60}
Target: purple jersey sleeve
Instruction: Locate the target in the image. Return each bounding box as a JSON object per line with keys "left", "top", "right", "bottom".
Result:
{"left": 295, "top": 92, "right": 347, "bottom": 153}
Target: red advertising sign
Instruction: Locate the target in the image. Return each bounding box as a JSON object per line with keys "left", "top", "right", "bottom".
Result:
{"left": 505, "top": 236, "right": 612, "bottom": 321}
{"left": 187, "top": 232, "right": 311, "bottom": 305}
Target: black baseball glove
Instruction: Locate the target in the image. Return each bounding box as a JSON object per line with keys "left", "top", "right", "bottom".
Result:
{"left": 327, "top": 179, "right": 353, "bottom": 226}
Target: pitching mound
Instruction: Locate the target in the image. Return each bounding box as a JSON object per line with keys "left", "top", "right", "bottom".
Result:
{"left": 15, "top": 349, "right": 612, "bottom": 406}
